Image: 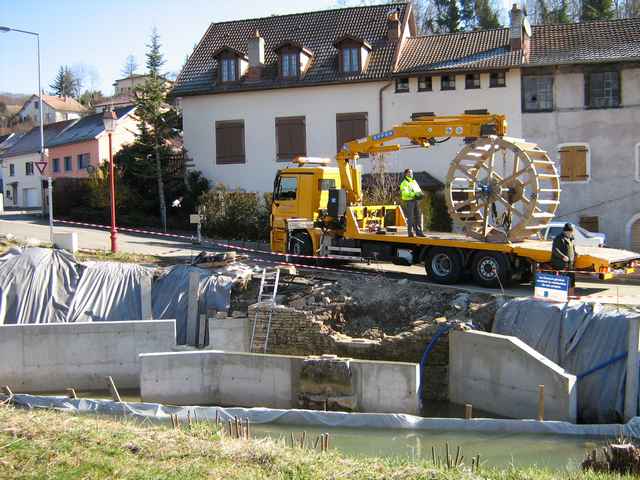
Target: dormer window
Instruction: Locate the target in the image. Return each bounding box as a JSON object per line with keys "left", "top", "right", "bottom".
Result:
{"left": 221, "top": 58, "right": 237, "bottom": 82}
{"left": 274, "top": 41, "right": 314, "bottom": 80}
{"left": 212, "top": 46, "right": 249, "bottom": 84}
{"left": 333, "top": 35, "right": 371, "bottom": 74}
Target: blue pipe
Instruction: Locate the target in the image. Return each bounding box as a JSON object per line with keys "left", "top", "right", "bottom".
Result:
{"left": 418, "top": 323, "right": 454, "bottom": 403}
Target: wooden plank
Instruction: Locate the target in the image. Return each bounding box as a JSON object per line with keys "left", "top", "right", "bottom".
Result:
{"left": 186, "top": 271, "right": 200, "bottom": 346}
{"left": 140, "top": 275, "right": 153, "bottom": 320}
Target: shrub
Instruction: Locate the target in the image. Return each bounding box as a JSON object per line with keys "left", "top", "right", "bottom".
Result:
{"left": 199, "top": 184, "right": 270, "bottom": 241}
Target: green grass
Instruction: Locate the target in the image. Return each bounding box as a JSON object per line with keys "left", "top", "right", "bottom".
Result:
{"left": 0, "top": 404, "right": 634, "bottom": 480}
{"left": 75, "top": 249, "right": 167, "bottom": 266}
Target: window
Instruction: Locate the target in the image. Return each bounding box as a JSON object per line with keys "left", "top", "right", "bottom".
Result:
{"left": 336, "top": 112, "right": 368, "bottom": 154}
{"left": 579, "top": 216, "right": 599, "bottom": 233}
{"left": 52, "top": 158, "right": 60, "bottom": 172}
{"left": 490, "top": 71, "right": 506, "bottom": 88}
{"left": 281, "top": 53, "right": 299, "bottom": 78}
{"left": 418, "top": 76, "right": 432, "bottom": 92}
{"left": 220, "top": 58, "right": 237, "bottom": 82}
{"left": 25, "top": 162, "right": 34, "bottom": 176}
{"left": 522, "top": 75, "right": 553, "bottom": 112}
{"left": 465, "top": 73, "right": 480, "bottom": 89}
{"left": 558, "top": 144, "right": 589, "bottom": 182}
{"left": 441, "top": 75, "right": 455, "bottom": 91}
{"left": 319, "top": 178, "right": 336, "bottom": 190}
{"left": 395, "top": 78, "right": 409, "bottom": 93}
{"left": 275, "top": 176, "right": 297, "bottom": 200}
{"left": 586, "top": 71, "right": 620, "bottom": 108}
{"left": 275, "top": 116, "right": 306, "bottom": 161}
{"left": 9, "top": 164, "right": 15, "bottom": 177}
{"left": 34, "top": 100, "right": 39, "bottom": 109}
{"left": 342, "top": 47, "right": 360, "bottom": 73}
{"left": 636, "top": 143, "right": 640, "bottom": 182}
{"left": 64, "top": 156, "right": 72, "bottom": 171}
{"left": 215, "top": 120, "right": 245, "bottom": 164}
{"left": 77, "top": 153, "right": 90, "bottom": 170}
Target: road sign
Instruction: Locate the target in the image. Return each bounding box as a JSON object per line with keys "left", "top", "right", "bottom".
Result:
{"left": 35, "top": 161, "right": 48, "bottom": 175}
{"left": 534, "top": 272, "right": 570, "bottom": 302}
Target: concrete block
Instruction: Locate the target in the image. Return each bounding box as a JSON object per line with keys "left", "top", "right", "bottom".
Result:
{"left": 449, "top": 330, "right": 577, "bottom": 422}
{"left": 0, "top": 320, "right": 176, "bottom": 392}
{"left": 208, "top": 317, "right": 250, "bottom": 352}
{"left": 53, "top": 231, "right": 78, "bottom": 253}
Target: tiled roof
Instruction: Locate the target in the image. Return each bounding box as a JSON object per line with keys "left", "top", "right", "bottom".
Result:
{"left": 47, "top": 106, "right": 135, "bottom": 148}
{"left": 527, "top": 18, "right": 640, "bottom": 66}
{"left": 2, "top": 120, "right": 76, "bottom": 159}
{"left": 395, "top": 17, "right": 640, "bottom": 75}
{"left": 93, "top": 95, "right": 135, "bottom": 108}
{"left": 395, "top": 28, "right": 519, "bottom": 74}
{"left": 172, "top": 2, "right": 409, "bottom": 96}
{"left": 42, "top": 95, "right": 87, "bottom": 113}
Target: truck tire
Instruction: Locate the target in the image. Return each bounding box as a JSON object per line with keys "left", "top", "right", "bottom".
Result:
{"left": 288, "top": 231, "right": 313, "bottom": 257}
{"left": 425, "top": 247, "right": 463, "bottom": 284}
{"left": 471, "top": 252, "right": 512, "bottom": 288}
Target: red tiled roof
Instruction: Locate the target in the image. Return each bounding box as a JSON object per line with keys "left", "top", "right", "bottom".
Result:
{"left": 42, "top": 95, "right": 87, "bottom": 112}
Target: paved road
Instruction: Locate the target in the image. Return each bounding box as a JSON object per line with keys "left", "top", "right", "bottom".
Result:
{"left": 2, "top": 214, "right": 639, "bottom": 305}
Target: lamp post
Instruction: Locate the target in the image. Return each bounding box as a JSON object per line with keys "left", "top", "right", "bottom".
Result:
{"left": 102, "top": 109, "right": 117, "bottom": 253}
{"left": 1, "top": 25, "right": 53, "bottom": 242}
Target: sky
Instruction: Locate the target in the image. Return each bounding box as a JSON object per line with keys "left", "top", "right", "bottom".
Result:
{"left": 1, "top": 0, "right": 511, "bottom": 97}
{"left": 0, "top": 0, "right": 336, "bottom": 96}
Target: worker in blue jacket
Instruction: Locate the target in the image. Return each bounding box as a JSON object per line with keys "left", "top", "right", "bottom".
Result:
{"left": 399, "top": 169, "right": 425, "bottom": 237}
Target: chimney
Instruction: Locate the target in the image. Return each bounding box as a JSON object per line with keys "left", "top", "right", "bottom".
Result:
{"left": 248, "top": 30, "right": 265, "bottom": 67}
{"left": 510, "top": 3, "right": 526, "bottom": 50}
{"left": 387, "top": 8, "right": 401, "bottom": 42}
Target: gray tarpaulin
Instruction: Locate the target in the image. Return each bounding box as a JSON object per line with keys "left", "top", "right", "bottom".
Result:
{"left": 493, "top": 299, "right": 640, "bottom": 423}
{"left": 0, "top": 248, "right": 240, "bottom": 344}
{"left": 0, "top": 247, "right": 82, "bottom": 324}
{"left": 5, "top": 394, "right": 639, "bottom": 439}
{"left": 153, "top": 265, "right": 234, "bottom": 345}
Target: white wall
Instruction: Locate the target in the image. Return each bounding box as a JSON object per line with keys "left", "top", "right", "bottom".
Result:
{"left": 183, "top": 69, "right": 522, "bottom": 193}
{"left": 2, "top": 152, "right": 43, "bottom": 207}
{"left": 182, "top": 81, "right": 387, "bottom": 192}
{"left": 522, "top": 66, "right": 640, "bottom": 248}
{"left": 0, "top": 320, "right": 177, "bottom": 392}
{"left": 381, "top": 69, "right": 522, "bottom": 182}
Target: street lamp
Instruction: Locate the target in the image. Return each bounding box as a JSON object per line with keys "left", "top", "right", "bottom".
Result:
{"left": 1, "top": 25, "right": 53, "bottom": 242}
{"left": 102, "top": 109, "right": 118, "bottom": 253}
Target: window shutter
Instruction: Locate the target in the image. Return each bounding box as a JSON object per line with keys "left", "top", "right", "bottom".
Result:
{"left": 276, "top": 116, "right": 306, "bottom": 161}
{"left": 579, "top": 216, "right": 599, "bottom": 233}
{"left": 336, "top": 112, "right": 368, "bottom": 155}
{"left": 216, "top": 121, "right": 245, "bottom": 164}
{"left": 560, "top": 146, "right": 588, "bottom": 181}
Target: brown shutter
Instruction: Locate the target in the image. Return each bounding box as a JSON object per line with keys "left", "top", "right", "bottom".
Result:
{"left": 275, "top": 116, "right": 306, "bottom": 161}
{"left": 559, "top": 146, "right": 588, "bottom": 181}
{"left": 579, "top": 216, "right": 599, "bottom": 233}
{"left": 215, "top": 120, "right": 245, "bottom": 164}
{"left": 336, "top": 112, "right": 368, "bottom": 155}
{"left": 631, "top": 218, "right": 640, "bottom": 253}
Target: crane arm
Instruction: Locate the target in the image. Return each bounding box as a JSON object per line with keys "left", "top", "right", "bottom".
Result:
{"left": 336, "top": 114, "right": 508, "bottom": 204}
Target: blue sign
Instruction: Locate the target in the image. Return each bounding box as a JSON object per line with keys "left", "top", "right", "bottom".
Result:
{"left": 534, "top": 272, "right": 570, "bottom": 302}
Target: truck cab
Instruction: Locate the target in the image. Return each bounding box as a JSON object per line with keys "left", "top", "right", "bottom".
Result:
{"left": 270, "top": 163, "right": 341, "bottom": 255}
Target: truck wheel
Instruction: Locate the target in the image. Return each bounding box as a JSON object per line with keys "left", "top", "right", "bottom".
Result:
{"left": 288, "top": 232, "right": 313, "bottom": 257}
{"left": 425, "top": 247, "right": 463, "bottom": 284}
{"left": 471, "top": 252, "right": 511, "bottom": 288}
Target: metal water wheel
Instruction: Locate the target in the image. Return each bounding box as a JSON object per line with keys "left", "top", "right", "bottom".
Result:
{"left": 445, "top": 136, "right": 561, "bottom": 243}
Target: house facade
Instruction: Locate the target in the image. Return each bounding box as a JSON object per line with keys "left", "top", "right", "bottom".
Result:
{"left": 0, "top": 107, "right": 137, "bottom": 208}
{"left": 16, "top": 95, "right": 87, "bottom": 125}
{"left": 173, "top": 3, "right": 640, "bottom": 249}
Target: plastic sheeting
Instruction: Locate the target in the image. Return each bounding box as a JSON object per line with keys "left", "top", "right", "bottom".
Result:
{"left": 493, "top": 299, "right": 640, "bottom": 423}
{"left": 6, "top": 393, "right": 639, "bottom": 439}
{"left": 0, "top": 247, "right": 241, "bottom": 345}
{"left": 0, "top": 247, "right": 82, "bottom": 324}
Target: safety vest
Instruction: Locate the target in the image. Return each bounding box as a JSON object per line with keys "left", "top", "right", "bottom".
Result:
{"left": 400, "top": 177, "right": 422, "bottom": 201}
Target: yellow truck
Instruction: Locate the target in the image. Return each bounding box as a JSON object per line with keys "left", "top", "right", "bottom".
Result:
{"left": 270, "top": 114, "right": 639, "bottom": 287}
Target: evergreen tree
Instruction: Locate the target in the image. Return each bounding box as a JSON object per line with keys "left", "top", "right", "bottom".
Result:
{"left": 49, "top": 66, "right": 82, "bottom": 98}
{"left": 146, "top": 28, "right": 166, "bottom": 77}
{"left": 121, "top": 54, "right": 138, "bottom": 78}
{"left": 435, "top": 0, "right": 462, "bottom": 32}
{"left": 475, "top": 0, "right": 501, "bottom": 28}
{"left": 582, "top": 0, "right": 615, "bottom": 19}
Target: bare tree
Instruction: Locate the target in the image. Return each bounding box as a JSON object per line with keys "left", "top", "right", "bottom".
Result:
{"left": 122, "top": 54, "right": 138, "bottom": 78}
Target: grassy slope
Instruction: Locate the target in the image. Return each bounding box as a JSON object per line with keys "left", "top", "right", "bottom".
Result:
{"left": 0, "top": 405, "right": 632, "bottom": 480}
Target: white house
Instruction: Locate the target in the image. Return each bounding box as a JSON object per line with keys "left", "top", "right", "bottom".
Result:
{"left": 173, "top": 2, "right": 640, "bottom": 249}
{"left": 16, "top": 94, "right": 87, "bottom": 125}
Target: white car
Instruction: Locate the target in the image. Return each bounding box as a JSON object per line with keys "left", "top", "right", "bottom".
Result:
{"left": 538, "top": 222, "right": 607, "bottom": 248}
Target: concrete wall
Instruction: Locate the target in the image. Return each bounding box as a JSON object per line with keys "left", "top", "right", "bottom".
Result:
{"left": 208, "top": 316, "right": 250, "bottom": 352}
{"left": 0, "top": 320, "right": 176, "bottom": 392}
{"left": 3, "top": 152, "right": 43, "bottom": 207}
{"left": 449, "top": 330, "right": 577, "bottom": 422}
{"left": 140, "top": 350, "right": 419, "bottom": 414}
{"left": 522, "top": 65, "right": 640, "bottom": 249}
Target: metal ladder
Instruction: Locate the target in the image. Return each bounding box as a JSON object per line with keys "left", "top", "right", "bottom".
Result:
{"left": 250, "top": 268, "right": 280, "bottom": 353}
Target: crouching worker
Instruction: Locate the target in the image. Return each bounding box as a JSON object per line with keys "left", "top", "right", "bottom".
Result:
{"left": 551, "top": 222, "right": 577, "bottom": 296}
{"left": 399, "top": 169, "right": 425, "bottom": 237}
